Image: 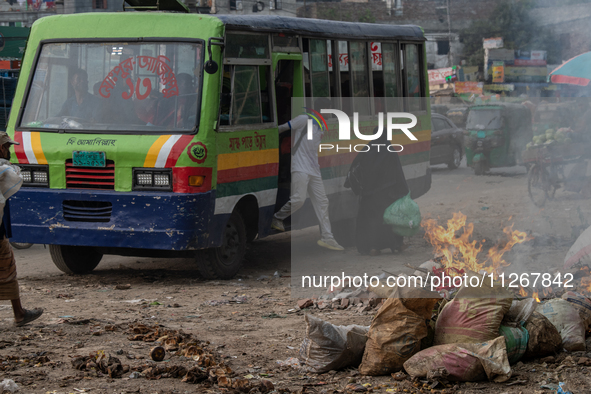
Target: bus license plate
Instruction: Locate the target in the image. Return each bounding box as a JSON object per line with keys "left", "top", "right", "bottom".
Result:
{"left": 73, "top": 151, "right": 106, "bottom": 167}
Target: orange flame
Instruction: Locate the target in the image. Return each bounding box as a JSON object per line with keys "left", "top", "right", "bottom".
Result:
{"left": 518, "top": 287, "right": 528, "bottom": 297}
{"left": 532, "top": 290, "right": 541, "bottom": 303}
{"left": 422, "top": 212, "right": 532, "bottom": 278}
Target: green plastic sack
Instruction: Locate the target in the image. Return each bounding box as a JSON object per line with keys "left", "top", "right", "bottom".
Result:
{"left": 499, "top": 323, "right": 529, "bottom": 365}
{"left": 383, "top": 192, "right": 422, "bottom": 237}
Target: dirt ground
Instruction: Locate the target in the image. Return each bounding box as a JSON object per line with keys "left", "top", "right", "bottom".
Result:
{"left": 2, "top": 162, "right": 591, "bottom": 393}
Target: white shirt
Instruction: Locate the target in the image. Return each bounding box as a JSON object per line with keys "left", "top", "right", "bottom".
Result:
{"left": 279, "top": 114, "right": 323, "bottom": 177}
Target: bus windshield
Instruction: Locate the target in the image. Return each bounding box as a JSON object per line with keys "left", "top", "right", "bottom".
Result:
{"left": 20, "top": 41, "right": 203, "bottom": 133}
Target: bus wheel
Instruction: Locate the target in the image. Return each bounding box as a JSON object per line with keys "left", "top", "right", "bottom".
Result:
{"left": 196, "top": 211, "right": 246, "bottom": 280}
{"left": 49, "top": 245, "right": 103, "bottom": 275}
{"left": 10, "top": 242, "right": 33, "bottom": 250}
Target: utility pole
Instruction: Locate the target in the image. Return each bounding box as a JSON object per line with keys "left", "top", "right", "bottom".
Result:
{"left": 446, "top": 0, "right": 453, "bottom": 67}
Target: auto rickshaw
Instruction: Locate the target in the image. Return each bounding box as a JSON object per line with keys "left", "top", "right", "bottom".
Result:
{"left": 464, "top": 103, "right": 533, "bottom": 175}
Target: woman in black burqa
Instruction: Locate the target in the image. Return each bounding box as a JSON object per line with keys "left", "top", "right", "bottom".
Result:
{"left": 348, "top": 131, "right": 410, "bottom": 256}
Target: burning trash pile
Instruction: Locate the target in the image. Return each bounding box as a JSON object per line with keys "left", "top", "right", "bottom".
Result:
{"left": 294, "top": 212, "right": 591, "bottom": 386}
{"left": 70, "top": 324, "right": 275, "bottom": 391}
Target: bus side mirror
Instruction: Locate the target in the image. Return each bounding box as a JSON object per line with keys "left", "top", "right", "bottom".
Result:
{"left": 206, "top": 37, "right": 224, "bottom": 75}
{"left": 205, "top": 60, "right": 218, "bottom": 74}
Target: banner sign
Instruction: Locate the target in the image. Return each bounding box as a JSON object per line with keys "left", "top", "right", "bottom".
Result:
{"left": 483, "top": 37, "right": 503, "bottom": 49}
{"left": 428, "top": 67, "right": 455, "bottom": 85}
{"left": 454, "top": 81, "right": 483, "bottom": 95}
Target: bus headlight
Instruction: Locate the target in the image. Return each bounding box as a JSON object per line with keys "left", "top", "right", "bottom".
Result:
{"left": 189, "top": 175, "right": 205, "bottom": 187}
{"left": 133, "top": 169, "right": 172, "bottom": 191}
{"left": 20, "top": 165, "right": 49, "bottom": 187}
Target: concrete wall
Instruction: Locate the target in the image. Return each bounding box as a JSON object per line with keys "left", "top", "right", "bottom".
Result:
{"left": 211, "top": 0, "right": 299, "bottom": 17}
{"left": 528, "top": 3, "right": 591, "bottom": 61}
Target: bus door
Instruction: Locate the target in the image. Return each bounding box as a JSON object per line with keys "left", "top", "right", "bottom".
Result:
{"left": 273, "top": 57, "right": 302, "bottom": 217}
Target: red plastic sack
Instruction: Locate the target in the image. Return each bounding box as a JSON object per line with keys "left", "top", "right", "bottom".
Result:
{"left": 403, "top": 336, "right": 511, "bottom": 382}
{"left": 434, "top": 282, "right": 512, "bottom": 345}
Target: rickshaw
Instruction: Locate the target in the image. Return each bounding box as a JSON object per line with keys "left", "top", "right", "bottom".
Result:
{"left": 464, "top": 103, "right": 533, "bottom": 175}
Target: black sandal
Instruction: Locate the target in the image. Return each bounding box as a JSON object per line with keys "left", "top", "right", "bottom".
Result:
{"left": 15, "top": 308, "right": 43, "bottom": 327}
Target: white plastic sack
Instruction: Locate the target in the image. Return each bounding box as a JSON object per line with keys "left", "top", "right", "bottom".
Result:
{"left": 562, "top": 291, "right": 591, "bottom": 330}
{"left": 299, "top": 314, "right": 369, "bottom": 373}
{"left": 565, "top": 225, "right": 591, "bottom": 269}
{"left": 0, "top": 379, "right": 19, "bottom": 393}
{"left": 536, "top": 299, "right": 586, "bottom": 351}
{"left": 0, "top": 162, "right": 23, "bottom": 224}
{"left": 0, "top": 162, "right": 23, "bottom": 200}
{"left": 502, "top": 298, "right": 537, "bottom": 327}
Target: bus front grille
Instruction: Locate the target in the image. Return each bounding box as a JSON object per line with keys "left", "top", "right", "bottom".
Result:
{"left": 62, "top": 200, "right": 112, "bottom": 222}
{"left": 65, "top": 159, "right": 115, "bottom": 190}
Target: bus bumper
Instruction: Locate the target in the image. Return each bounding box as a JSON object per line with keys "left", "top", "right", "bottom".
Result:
{"left": 9, "top": 188, "right": 214, "bottom": 250}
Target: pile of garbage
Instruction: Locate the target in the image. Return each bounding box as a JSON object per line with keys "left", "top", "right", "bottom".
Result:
{"left": 295, "top": 268, "right": 591, "bottom": 386}
{"left": 69, "top": 324, "right": 275, "bottom": 391}
{"left": 0, "top": 352, "right": 51, "bottom": 372}
{"left": 297, "top": 288, "right": 383, "bottom": 313}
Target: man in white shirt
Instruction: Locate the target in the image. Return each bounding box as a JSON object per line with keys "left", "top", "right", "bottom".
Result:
{"left": 271, "top": 107, "right": 344, "bottom": 251}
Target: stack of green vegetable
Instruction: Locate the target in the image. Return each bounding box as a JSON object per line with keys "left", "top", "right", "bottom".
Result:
{"left": 526, "top": 127, "right": 574, "bottom": 150}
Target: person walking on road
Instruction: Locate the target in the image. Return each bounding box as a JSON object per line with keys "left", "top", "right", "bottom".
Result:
{"left": 271, "top": 102, "right": 344, "bottom": 251}
{"left": 346, "top": 130, "right": 410, "bottom": 256}
{"left": 0, "top": 133, "right": 43, "bottom": 326}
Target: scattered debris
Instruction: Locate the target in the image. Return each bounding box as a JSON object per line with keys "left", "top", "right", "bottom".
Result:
{"left": 276, "top": 357, "right": 300, "bottom": 368}
{"left": 150, "top": 346, "right": 165, "bottom": 362}
{"left": 0, "top": 379, "right": 18, "bottom": 393}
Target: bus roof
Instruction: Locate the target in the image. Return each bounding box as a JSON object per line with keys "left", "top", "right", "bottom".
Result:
{"left": 214, "top": 15, "right": 425, "bottom": 42}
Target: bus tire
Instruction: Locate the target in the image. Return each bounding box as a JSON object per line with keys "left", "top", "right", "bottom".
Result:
{"left": 49, "top": 245, "right": 103, "bottom": 275}
{"left": 196, "top": 211, "right": 246, "bottom": 280}
{"left": 10, "top": 242, "right": 33, "bottom": 250}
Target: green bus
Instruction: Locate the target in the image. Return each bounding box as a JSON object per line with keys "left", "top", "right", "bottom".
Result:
{"left": 8, "top": 2, "right": 431, "bottom": 279}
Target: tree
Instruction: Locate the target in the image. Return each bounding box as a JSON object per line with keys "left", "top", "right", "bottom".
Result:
{"left": 460, "top": 0, "right": 560, "bottom": 69}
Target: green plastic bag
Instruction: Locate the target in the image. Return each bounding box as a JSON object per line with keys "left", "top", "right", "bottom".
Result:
{"left": 383, "top": 192, "right": 422, "bottom": 237}
{"left": 499, "top": 323, "right": 529, "bottom": 365}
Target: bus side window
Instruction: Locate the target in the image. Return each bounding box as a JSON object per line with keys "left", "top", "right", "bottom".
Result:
{"left": 233, "top": 66, "right": 261, "bottom": 125}
{"left": 371, "top": 42, "right": 383, "bottom": 112}
{"left": 219, "top": 65, "right": 232, "bottom": 126}
{"left": 219, "top": 64, "right": 273, "bottom": 126}
{"left": 259, "top": 65, "right": 272, "bottom": 123}
{"left": 338, "top": 41, "right": 351, "bottom": 115}
{"left": 382, "top": 42, "right": 401, "bottom": 112}
{"left": 302, "top": 39, "right": 311, "bottom": 99}
{"left": 309, "top": 39, "right": 329, "bottom": 98}
{"left": 402, "top": 43, "right": 423, "bottom": 111}
{"left": 326, "top": 40, "right": 341, "bottom": 109}
{"left": 350, "top": 41, "right": 370, "bottom": 116}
